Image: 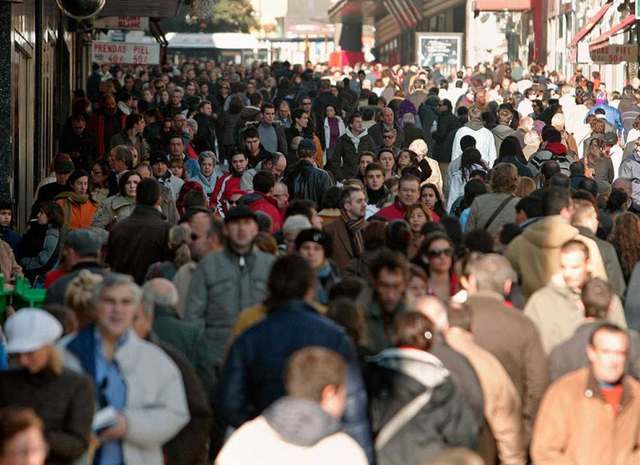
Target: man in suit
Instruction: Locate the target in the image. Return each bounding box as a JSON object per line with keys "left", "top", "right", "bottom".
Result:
{"left": 324, "top": 187, "right": 366, "bottom": 270}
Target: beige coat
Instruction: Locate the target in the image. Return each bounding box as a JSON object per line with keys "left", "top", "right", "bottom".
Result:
{"left": 446, "top": 329, "right": 526, "bottom": 465}
{"left": 465, "top": 192, "right": 520, "bottom": 237}
{"left": 524, "top": 280, "right": 627, "bottom": 353}
{"left": 0, "top": 239, "right": 21, "bottom": 282}
{"left": 531, "top": 368, "right": 640, "bottom": 465}
{"left": 505, "top": 215, "right": 608, "bottom": 300}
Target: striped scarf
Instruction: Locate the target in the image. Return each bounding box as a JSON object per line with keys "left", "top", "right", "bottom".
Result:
{"left": 341, "top": 210, "right": 365, "bottom": 257}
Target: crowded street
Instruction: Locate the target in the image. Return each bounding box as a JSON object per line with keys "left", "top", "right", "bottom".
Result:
{"left": 2, "top": 0, "right": 640, "bottom": 465}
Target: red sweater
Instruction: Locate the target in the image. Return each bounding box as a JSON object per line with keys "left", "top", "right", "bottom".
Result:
{"left": 377, "top": 200, "right": 408, "bottom": 221}
{"left": 245, "top": 193, "right": 283, "bottom": 232}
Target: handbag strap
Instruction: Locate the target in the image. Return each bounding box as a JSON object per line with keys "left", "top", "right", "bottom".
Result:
{"left": 483, "top": 195, "right": 514, "bottom": 230}
{"left": 375, "top": 389, "right": 433, "bottom": 450}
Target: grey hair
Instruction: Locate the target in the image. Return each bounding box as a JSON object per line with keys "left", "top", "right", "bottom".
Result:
{"left": 141, "top": 279, "right": 179, "bottom": 319}
{"left": 199, "top": 151, "right": 218, "bottom": 163}
{"left": 186, "top": 118, "right": 198, "bottom": 132}
{"left": 92, "top": 273, "right": 142, "bottom": 308}
{"left": 463, "top": 253, "right": 517, "bottom": 295}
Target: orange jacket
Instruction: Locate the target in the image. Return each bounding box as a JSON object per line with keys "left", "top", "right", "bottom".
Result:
{"left": 56, "top": 198, "right": 98, "bottom": 230}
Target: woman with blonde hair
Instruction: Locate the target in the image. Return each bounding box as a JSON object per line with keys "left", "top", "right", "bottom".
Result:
{"left": 65, "top": 269, "right": 104, "bottom": 328}
{"left": 0, "top": 309, "right": 94, "bottom": 465}
{"left": 145, "top": 224, "right": 192, "bottom": 281}
{"left": 515, "top": 176, "right": 536, "bottom": 197}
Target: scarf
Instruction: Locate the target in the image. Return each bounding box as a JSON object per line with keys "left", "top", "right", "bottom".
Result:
{"left": 341, "top": 210, "right": 365, "bottom": 257}
{"left": 546, "top": 141, "right": 567, "bottom": 156}
{"left": 345, "top": 128, "right": 368, "bottom": 150}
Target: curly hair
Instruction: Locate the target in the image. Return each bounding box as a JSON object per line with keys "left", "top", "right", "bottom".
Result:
{"left": 609, "top": 212, "right": 640, "bottom": 278}
{"left": 64, "top": 270, "right": 104, "bottom": 328}
{"left": 490, "top": 163, "right": 518, "bottom": 194}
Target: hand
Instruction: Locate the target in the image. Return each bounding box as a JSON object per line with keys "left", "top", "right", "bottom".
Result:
{"left": 98, "top": 413, "right": 127, "bottom": 442}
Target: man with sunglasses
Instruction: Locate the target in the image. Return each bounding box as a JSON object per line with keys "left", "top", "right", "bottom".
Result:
{"left": 368, "top": 107, "right": 405, "bottom": 151}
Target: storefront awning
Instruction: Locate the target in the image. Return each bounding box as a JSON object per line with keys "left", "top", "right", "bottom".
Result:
{"left": 589, "top": 14, "right": 636, "bottom": 49}
{"left": 568, "top": 2, "right": 612, "bottom": 48}
{"left": 473, "top": 0, "right": 531, "bottom": 11}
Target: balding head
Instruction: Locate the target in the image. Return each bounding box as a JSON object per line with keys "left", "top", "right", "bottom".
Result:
{"left": 411, "top": 296, "right": 448, "bottom": 331}
{"left": 141, "top": 278, "right": 179, "bottom": 319}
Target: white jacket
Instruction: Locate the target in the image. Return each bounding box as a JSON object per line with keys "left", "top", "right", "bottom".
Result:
{"left": 216, "top": 415, "right": 367, "bottom": 465}
{"left": 323, "top": 116, "right": 346, "bottom": 153}
{"left": 62, "top": 329, "right": 190, "bottom": 465}
{"left": 451, "top": 125, "right": 497, "bottom": 167}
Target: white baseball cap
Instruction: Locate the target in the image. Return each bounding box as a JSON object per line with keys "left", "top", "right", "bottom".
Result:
{"left": 4, "top": 308, "right": 63, "bottom": 354}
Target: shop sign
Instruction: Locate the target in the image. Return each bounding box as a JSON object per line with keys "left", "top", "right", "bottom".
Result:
{"left": 94, "top": 16, "right": 149, "bottom": 30}
{"left": 92, "top": 42, "right": 160, "bottom": 65}
{"left": 590, "top": 44, "right": 638, "bottom": 64}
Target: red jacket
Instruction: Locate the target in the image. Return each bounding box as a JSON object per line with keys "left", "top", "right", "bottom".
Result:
{"left": 243, "top": 192, "right": 283, "bottom": 232}
{"left": 377, "top": 199, "right": 408, "bottom": 221}
{"left": 210, "top": 173, "right": 242, "bottom": 216}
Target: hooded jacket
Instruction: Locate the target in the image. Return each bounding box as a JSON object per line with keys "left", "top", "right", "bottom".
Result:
{"left": 215, "top": 397, "right": 367, "bottom": 465}
{"left": 366, "top": 348, "right": 478, "bottom": 465}
{"left": 505, "top": 215, "right": 608, "bottom": 299}
{"left": 241, "top": 192, "right": 283, "bottom": 232}
{"left": 491, "top": 124, "right": 518, "bottom": 154}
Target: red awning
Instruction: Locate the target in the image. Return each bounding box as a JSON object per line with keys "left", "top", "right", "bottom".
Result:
{"left": 474, "top": 0, "right": 531, "bottom": 10}
{"left": 590, "top": 14, "right": 636, "bottom": 48}
{"left": 568, "top": 2, "right": 612, "bottom": 48}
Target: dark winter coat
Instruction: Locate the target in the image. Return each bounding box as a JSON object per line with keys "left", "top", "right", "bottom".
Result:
{"left": 219, "top": 299, "right": 373, "bottom": 461}
{"left": 366, "top": 348, "right": 478, "bottom": 465}
{"left": 283, "top": 160, "right": 333, "bottom": 204}
{"left": 0, "top": 367, "right": 95, "bottom": 465}
{"left": 106, "top": 205, "right": 171, "bottom": 284}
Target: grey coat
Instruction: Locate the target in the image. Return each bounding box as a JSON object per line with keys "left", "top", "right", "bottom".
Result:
{"left": 465, "top": 192, "right": 520, "bottom": 237}
{"left": 91, "top": 195, "right": 135, "bottom": 229}
{"left": 183, "top": 247, "right": 274, "bottom": 374}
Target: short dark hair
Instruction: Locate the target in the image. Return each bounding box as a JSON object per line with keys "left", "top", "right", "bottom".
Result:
{"left": 124, "top": 113, "right": 144, "bottom": 131}
{"left": 541, "top": 160, "right": 561, "bottom": 181}
{"left": 267, "top": 254, "right": 315, "bottom": 306}
{"left": 370, "top": 249, "right": 409, "bottom": 281}
{"left": 463, "top": 229, "right": 494, "bottom": 253}
{"left": 582, "top": 278, "right": 613, "bottom": 319}
{"left": 136, "top": 177, "right": 161, "bottom": 206}
{"left": 243, "top": 127, "right": 260, "bottom": 140}
{"left": 340, "top": 187, "right": 362, "bottom": 209}
{"left": 542, "top": 187, "right": 571, "bottom": 216}
{"left": 570, "top": 161, "right": 586, "bottom": 177}
{"left": 589, "top": 323, "right": 628, "bottom": 347}
{"left": 261, "top": 102, "right": 275, "bottom": 112}
{"left": 252, "top": 170, "right": 275, "bottom": 194}
{"left": 399, "top": 173, "right": 421, "bottom": 188}
{"left": 516, "top": 196, "right": 542, "bottom": 219}
{"left": 348, "top": 112, "right": 362, "bottom": 126}
{"left": 460, "top": 135, "right": 476, "bottom": 151}
{"left": 365, "top": 162, "right": 384, "bottom": 176}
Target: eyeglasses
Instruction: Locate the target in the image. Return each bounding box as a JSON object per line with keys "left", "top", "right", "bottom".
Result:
{"left": 427, "top": 248, "right": 453, "bottom": 258}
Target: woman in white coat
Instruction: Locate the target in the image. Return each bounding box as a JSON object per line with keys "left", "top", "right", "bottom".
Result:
{"left": 322, "top": 104, "right": 346, "bottom": 163}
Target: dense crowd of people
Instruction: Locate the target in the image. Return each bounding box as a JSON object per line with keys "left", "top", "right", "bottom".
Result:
{"left": 1, "top": 56, "right": 640, "bottom": 465}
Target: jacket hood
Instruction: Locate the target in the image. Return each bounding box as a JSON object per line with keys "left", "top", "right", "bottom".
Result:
{"left": 466, "top": 120, "right": 484, "bottom": 131}
{"left": 546, "top": 141, "right": 567, "bottom": 155}
{"left": 521, "top": 215, "right": 578, "bottom": 248}
{"left": 263, "top": 396, "right": 341, "bottom": 447}
{"left": 369, "top": 347, "right": 449, "bottom": 389}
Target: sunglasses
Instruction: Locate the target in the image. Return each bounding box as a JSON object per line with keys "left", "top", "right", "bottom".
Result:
{"left": 427, "top": 248, "right": 453, "bottom": 258}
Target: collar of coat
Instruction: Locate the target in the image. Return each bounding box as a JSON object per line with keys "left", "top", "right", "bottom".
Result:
{"left": 584, "top": 368, "right": 635, "bottom": 411}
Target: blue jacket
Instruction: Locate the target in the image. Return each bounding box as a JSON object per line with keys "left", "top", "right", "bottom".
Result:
{"left": 218, "top": 299, "right": 373, "bottom": 462}
{"left": 587, "top": 103, "right": 623, "bottom": 134}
